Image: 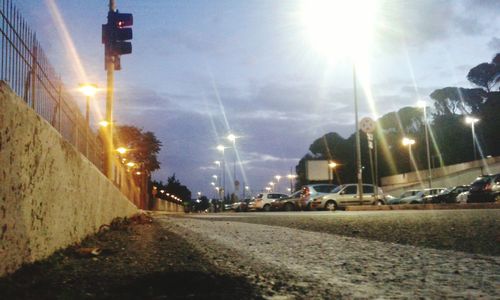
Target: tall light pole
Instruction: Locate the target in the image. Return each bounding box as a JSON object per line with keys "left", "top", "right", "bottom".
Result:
{"left": 217, "top": 145, "right": 226, "bottom": 200}
{"left": 78, "top": 83, "right": 98, "bottom": 158}
{"left": 274, "top": 175, "right": 281, "bottom": 192}
{"left": 465, "top": 117, "right": 479, "bottom": 162}
{"left": 227, "top": 133, "right": 237, "bottom": 193}
{"left": 353, "top": 65, "right": 363, "bottom": 203}
{"left": 328, "top": 161, "right": 337, "bottom": 184}
{"left": 417, "top": 101, "right": 432, "bottom": 188}
{"left": 287, "top": 174, "right": 296, "bottom": 193}
{"left": 402, "top": 137, "right": 416, "bottom": 172}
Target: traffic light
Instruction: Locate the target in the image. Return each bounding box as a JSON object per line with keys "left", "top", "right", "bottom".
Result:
{"left": 102, "top": 10, "right": 133, "bottom": 70}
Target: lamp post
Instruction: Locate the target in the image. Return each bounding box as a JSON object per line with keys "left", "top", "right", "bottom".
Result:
{"left": 465, "top": 117, "right": 479, "bottom": 162}
{"left": 227, "top": 133, "right": 237, "bottom": 193}
{"left": 299, "top": 0, "right": 379, "bottom": 205}
{"left": 274, "top": 175, "right": 281, "bottom": 192}
{"left": 417, "top": 101, "right": 432, "bottom": 188}
{"left": 217, "top": 145, "right": 226, "bottom": 200}
{"left": 287, "top": 174, "right": 296, "bottom": 193}
{"left": 78, "top": 83, "right": 98, "bottom": 158}
{"left": 269, "top": 182, "right": 275, "bottom": 192}
{"left": 402, "top": 137, "right": 416, "bottom": 172}
{"left": 328, "top": 161, "right": 337, "bottom": 184}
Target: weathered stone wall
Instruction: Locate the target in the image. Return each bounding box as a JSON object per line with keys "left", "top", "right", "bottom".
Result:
{"left": 152, "top": 198, "right": 184, "bottom": 213}
{"left": 0, "top": 83, "right": 137, "bottom": 277}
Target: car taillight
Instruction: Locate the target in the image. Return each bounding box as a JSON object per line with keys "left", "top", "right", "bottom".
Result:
{"left": 484, "top": 183, "right": 492, "bottom": 191}
{"left": 303, "top": 187, "right": 310, "bottom": 196}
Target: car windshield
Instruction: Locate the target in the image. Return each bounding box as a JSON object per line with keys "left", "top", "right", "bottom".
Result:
{"left": 400, "top": 191, "right": 417, "bottom": 198}
{"left": 471, "top": 176, "right": 491, "bottom": 185}
{"left": 331, "top": 186, "right": 343, "bottom": 193}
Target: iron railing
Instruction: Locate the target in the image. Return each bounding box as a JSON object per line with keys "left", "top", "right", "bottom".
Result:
{"left": 0, "top": 0, "right": 103, "bottom": 170}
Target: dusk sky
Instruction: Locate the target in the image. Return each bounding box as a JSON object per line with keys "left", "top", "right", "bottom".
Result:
{"left": 16, "top": 1, "right": 499, "bottom": 197}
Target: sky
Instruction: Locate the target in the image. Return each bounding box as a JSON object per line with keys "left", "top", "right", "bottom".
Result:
{"left": 15, "top": 0, "right": 499, "bottom": 197}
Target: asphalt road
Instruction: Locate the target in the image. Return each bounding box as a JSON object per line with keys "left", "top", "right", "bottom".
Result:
{"left": 183, "top": 209, "right": 500, "bottom": 255}
{"left": 164, "top": 209, "right": 500, "bottom": 298}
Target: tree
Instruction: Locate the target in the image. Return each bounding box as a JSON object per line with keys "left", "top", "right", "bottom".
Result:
{"left": 114, "top": 125, "right": 162, "bottom": 173}
{"left": 467, "top": 53, "right": 500, "bottom": 92}
{"left": 429, "top": 87, "right": 486, "bottom": 115}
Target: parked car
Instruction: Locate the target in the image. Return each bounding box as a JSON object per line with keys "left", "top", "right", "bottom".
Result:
{"left": 456, "top": 191, "right": 469, "bottom": 204}
{"left": 231, "top": 198, "right": 251, "bottom": 212}
{"left": 271, "top": 190, "right": 302, "bottom": 211}
{"left": 247, "top": 193, "right": 289, "bottom": 211}
{"left": 398, "top": 188, "right": 445, "bottom": 204}
{"left": 311, "top": 184, "right": 385, "bottom": 211}
{"left": 426, "top": 185, "right": 470, "bottom": 204}
{"left": 386, "top": 190, "right": 420, "bottom": 205}
{"left": 299, "top": 184, "right": 337, "bottom": 210}
{"left": 468, "top": 174, "right": 500, "bottom": 203}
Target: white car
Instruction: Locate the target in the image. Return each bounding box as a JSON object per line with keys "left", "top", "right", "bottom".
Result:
{"left": 247, "top": 193, "right": 288, "bottom": 212}
{"left": 311, "top": 184, "right": 385, "bottom": 211}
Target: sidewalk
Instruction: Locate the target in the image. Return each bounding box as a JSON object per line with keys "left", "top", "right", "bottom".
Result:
{"left": 0, "top": 215, "right": 264, "bottom": 299}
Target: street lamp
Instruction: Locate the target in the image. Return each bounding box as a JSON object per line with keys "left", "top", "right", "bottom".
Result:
{"left": 402, "top": 137, "right": 416, "bottom": 172}
{"left": 227, "top": 133, "right": 237, "bottom": 192}
{"left": 417, "top": 101, "right": 432, "bottom": 188}
{"left": 287, "top": 174, "right": 296, "bottom": 192}
{"left": 300, "top": 0, "right": 378, "bottom": 202}
{"left": 217, "top": 145, "right": 226, "bottom": 199}
{"left": 328, "top": 161, "right": 337, "bottom": 184}
{"left": 116, "top": 147, "right": 127, "bottom": 154}
{"left": 78, "top": 83, "right": 98, "bottom": 157}
{"left": 275, "top": 175, "right": 281, "bottom": 192}
{"left": 465, "top": 117, "right": 480, "bottom": 162}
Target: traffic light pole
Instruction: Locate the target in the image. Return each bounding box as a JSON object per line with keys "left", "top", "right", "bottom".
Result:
{"left": 104, "top": 0, "right": 116, "bottom": 180}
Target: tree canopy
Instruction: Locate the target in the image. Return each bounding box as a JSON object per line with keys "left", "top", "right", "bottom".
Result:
{"left": 295, "top": 52, "right": 500, "bottom": 187}
{"left": 114, "top": 125, "right": 162, "bottom": 173}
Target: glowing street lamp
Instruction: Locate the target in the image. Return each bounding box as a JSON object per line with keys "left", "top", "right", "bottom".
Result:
{"left": 417, "top": 101, "right": 432, "bottom": 188}
{"left": 402, "top": 137, "right": 416, "bottom": 172}
{"left": 328, "top": 161, "right": 337, "bottom": 184}
{"left": 98, "top": 120, "right": 110, "bottom": 127}
{"left": 116, "top": 147, "right": 128, "bottom": 154}
{"left": 465, "top": 117, "right": 480, "bottom": 161}
{"left": 79, "top": 83, "right": 98, "bottom": 157}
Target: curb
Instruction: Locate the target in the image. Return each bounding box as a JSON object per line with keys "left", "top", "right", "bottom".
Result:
{"left": 345, "top": 203, "right": 500, "bottom": 211}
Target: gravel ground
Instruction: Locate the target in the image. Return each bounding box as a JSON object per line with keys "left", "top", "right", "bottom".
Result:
{"left": 0, "top": 216, "right": 265, "bottom": 299}
{"left": 1, "top": 211, "right": 498, "bottom": 299}
{"left": 160, "top": 214, "right": 500, "bottom": 299}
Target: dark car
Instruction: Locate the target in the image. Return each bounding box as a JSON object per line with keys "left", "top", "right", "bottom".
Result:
{"left": 299, "top": 184, "right": 337, "bottom": 210}
{"left": 468, "top": 174, "right": 500, "bottom": 203}
{"left": 271, "top": 190, "right": 302, "bottom": 211}
{"left": 426, "top": 185, "right": 470, "bottom": 204}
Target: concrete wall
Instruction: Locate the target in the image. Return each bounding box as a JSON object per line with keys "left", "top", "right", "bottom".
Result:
{"left": 152, "top": 198, "right": 184, "bottom": 213}
{"left": 0, "top": 83, "right": 138, "bottom": 277}
{"left": 381, "top": 156, "right": 500, "bottom": 196}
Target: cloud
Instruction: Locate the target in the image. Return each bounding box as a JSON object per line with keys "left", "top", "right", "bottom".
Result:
{"left": 487, "top": 37, "right": 500, "bottom": 51}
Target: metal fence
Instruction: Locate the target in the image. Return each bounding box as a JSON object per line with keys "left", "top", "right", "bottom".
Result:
{"left": 0, "top": 0, "right": 103, "bottom": 170}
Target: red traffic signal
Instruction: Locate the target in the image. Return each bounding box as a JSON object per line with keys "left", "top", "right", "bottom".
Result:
{"left": 102, "top": 10, "right": 133, "bottom": 59}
